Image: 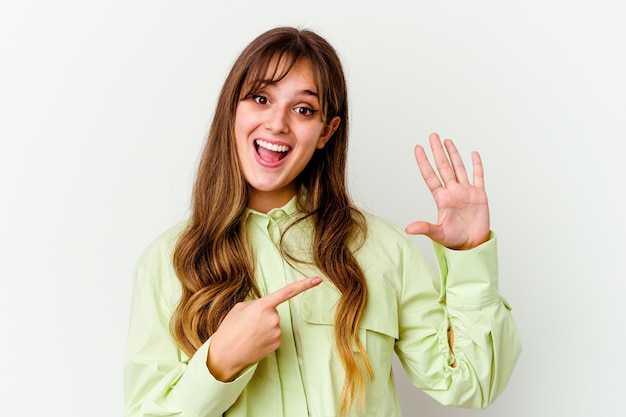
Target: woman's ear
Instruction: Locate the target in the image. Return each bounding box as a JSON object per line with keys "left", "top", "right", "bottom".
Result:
{"left": 317, "top": 116, "right": 341, "bottom": 149}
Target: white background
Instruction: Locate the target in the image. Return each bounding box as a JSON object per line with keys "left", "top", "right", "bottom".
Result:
{"left": 1, "top": 1, "right": 624, "bottom": 416}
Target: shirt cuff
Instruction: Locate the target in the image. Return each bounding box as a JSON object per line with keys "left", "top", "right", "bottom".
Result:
{"left": 171, "top": 338, "right": 257, "bottom": 416}
{"left": 432, "top": 231, "right": 500, "bottom": 309}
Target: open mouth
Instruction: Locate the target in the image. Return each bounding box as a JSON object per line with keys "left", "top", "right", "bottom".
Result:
{"left": 255, "top": 139, "right": 291, "bottom": 163}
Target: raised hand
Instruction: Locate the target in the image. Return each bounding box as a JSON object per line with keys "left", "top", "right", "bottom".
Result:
{"left": 405, "top": 133, "right": 490, "bottom": 250}
{"left": 206, "top": 277, "right": 323, "bottom": 381}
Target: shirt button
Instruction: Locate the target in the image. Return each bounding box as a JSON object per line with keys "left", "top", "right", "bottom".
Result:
{"left": 270, "top": 210, "right": 286, "bottom": 220}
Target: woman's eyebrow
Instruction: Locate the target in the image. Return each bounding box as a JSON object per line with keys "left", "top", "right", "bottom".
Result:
{"left": 260, "top": 81, "right": 319, "bottom": 98}
{"left": 297, "top": 89, "right": 318, "bottom": 97}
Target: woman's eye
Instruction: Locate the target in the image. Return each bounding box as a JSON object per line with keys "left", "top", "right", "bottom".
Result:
{"left": 252, "top": 94, "right": 268, "bottom": 105}
{"left": 295, "top": 106, "right": 316, "bottom": 117}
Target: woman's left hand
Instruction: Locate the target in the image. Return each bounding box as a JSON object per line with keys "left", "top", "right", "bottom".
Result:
{"left": 405, "top": 133, "right": 490, "bottom": 250}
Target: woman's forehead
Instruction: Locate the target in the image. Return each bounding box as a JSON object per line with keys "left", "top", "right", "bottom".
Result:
{"left": 263, "top": 55, "right": 312, "bottom": 81}
{"left": 244, "top": 56, "right": 317, "bottom": 93}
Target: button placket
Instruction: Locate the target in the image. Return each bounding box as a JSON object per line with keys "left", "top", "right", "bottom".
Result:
{"left": 267, "top": 210, "right": 289, "bottom": 247}
{"left": 259, "top": 211, "right": 309, "bottom": 415}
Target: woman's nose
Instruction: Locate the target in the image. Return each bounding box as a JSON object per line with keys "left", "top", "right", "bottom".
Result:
{"left": 264, "top": 105, "right": 289, "bottom": 134}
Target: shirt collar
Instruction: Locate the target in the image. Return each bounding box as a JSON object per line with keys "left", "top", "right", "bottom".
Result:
{"left": 245, "top": 195, "right": 298, "bottom": 220}
{"left": 244, "top": 192, "right": 301, "bottom": 223}
{"left": 244, "top": 189, "right": 313, "bottom": 236}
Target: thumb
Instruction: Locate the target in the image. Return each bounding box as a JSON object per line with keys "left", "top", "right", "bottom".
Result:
{"left": 405, "top": 220, "right": 435, "bottom": 236}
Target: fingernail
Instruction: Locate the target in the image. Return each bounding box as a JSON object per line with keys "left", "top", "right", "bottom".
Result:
{"left": 311, "top": 277, "right": 323, "bottom": 285}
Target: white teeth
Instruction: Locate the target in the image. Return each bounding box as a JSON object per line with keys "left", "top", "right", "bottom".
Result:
{"left": 256, "top": 139, "right": 290, "bottom": 153}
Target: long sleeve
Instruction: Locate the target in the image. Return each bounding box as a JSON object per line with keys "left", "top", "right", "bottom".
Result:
{"left": 394, "top": 232, "right": 522, "bottom": 409}
{"left": 123, "top": 227, "right": 257, "bottom": 417}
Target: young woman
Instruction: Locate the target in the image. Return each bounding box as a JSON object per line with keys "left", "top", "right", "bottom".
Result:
{"left": 124, "top": 26, "right": 521, "bottom": 417}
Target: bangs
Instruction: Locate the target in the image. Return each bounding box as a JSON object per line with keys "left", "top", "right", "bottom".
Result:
{"left": 239, "top": 51, "right": 300, "bottom": 99}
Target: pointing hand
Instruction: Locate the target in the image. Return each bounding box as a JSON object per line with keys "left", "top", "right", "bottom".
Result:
{"left": 206, "top": 277, "right": 323, "bottom": 381}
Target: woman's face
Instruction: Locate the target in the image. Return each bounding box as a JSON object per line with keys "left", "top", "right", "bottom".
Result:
{"left": 234, "top": 59, "right": 340, "bottom": 213}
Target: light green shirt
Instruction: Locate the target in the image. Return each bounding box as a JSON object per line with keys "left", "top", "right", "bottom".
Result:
{"left": 124, "top": 197, "right": 521, "bottom": 417}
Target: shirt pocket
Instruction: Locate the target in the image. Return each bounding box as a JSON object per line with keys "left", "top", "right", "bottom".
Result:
{"left": 300, "top": 281, "right": 399, "bottom": 414}
{"left": 301, "top": 281, "right": 399, "bottom": 353}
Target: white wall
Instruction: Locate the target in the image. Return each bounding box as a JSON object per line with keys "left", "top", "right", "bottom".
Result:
{"left": 1, "top": 1, "right": 624, "bottom": 416}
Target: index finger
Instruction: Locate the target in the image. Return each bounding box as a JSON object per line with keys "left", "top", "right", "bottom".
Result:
{"left": 414, "top": 144, "right": 443, "bottom": 193}
{"left": 261, "top": 277, "right": 323, "bottom": 308}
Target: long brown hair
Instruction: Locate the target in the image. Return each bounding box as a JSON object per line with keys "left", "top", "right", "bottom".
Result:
{"left": 171, "top": 26, "right": 372, "bottom": 413}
